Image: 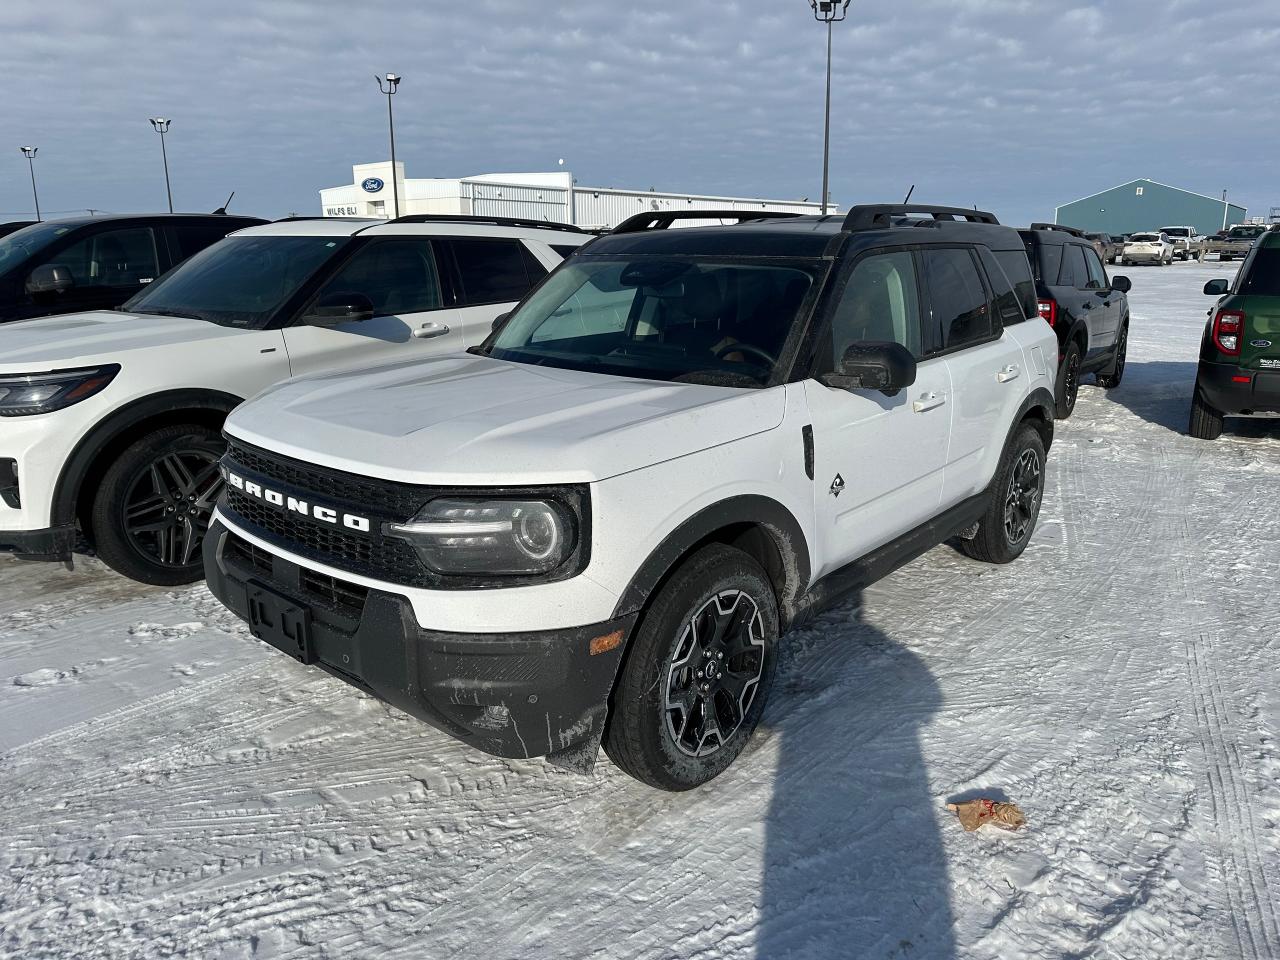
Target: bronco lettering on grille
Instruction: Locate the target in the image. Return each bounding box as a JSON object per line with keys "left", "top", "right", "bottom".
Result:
{"left": 225, "top": 470, "right": 371, "bottom": 532}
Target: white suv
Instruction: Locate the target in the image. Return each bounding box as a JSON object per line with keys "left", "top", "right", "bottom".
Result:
{"left": 0, "top": 215, "right": 590, "bottom": 583}
{"left": 203, "top": 205, "right": 1058, "bottom": 790}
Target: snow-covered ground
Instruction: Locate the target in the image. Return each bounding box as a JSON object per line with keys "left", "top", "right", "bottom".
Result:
{"left": 2, "top": 259, "right": 1277, "bottom": 960}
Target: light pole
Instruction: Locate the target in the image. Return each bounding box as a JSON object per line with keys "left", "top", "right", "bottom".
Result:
{"left": 19, "top": 146, "right": 40, "bottom": 221}
{"left": 148, "top": 118, "right": 174, "bottom": 213}
{"left": 376, "top": 73, "right": 402, "bottom": 219}
{"left": 1221, "top": 189, "right": 1230, "bottom": 232}
{"left": 809, "top": 0, "right": 851, "bottom": 215}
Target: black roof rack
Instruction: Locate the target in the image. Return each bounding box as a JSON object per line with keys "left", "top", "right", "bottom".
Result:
{"left": 612, "top": 210, "right": 804, "bottom": 234}
{"left": 385, "top": 214, "right": 589, "bottom": 234}
{"left": 842, "top": 205, "right": 999, "bottom": 232}
{"left": 1028, "top": 222, "right": 1085, "bottom": 237}
{"left": 273, "top": 215, "right": 378, "bottom": 223}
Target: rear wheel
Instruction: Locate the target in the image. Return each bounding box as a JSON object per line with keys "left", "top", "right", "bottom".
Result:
{"left": 1188, "top": 388, "right": 1225, "bottom": 440}
{"left": 90, "top": 424, "right": 226, "bottom": 585}
{"left": 1096, "top": 323, "right": 1128, "bottom": 388}
{"left": 1055, "top": 341, "right": 1082, "bottom": 419}
{"left": 604, "top": 544, "right": 778, "bottom": 791}
{"left": 959, "top": 424, "right": 1046, "bottom": 565}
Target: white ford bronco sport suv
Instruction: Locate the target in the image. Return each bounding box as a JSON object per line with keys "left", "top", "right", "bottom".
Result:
{"left": 203, "top": 205, "right": 1058, "bottom": 790}
{"left": 0, "top": 214, "right": 589, "bottom": 583}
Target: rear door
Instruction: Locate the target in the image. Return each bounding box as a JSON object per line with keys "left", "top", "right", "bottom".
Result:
{"left": 281, "top": 236, "right": 463, "bottom": 378}
{"left": 922, "top": 246, "right": 1026, "bottom": 507}
{"left": 803, "top": 248, "right": 951, "bottom": 576}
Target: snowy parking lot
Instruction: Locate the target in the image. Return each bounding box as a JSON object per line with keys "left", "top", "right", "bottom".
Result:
{"left": 1, "top": 259, "right": 1277, "bottom": 960}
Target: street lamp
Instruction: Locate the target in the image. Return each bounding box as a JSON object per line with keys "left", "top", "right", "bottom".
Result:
{"left": 148, "top": 118, "right": 174, "bottom": 213}
{"left": 19, "top": 146, "right": 40, "bottom": 221}
{"left": 375, "top": 73, "right": 402, "bottom": 219}
{"left": 809, "top": 0, "right": 851, "bottom": 215}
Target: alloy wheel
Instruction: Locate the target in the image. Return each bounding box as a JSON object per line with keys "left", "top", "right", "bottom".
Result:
{"left": 1113, "top": 327, "right": 1127, "bottom": 380}
{"left": 122, "top": 449, "right": 223, "bottom": 567}
{"left": 664, "top": 590, "right": 766, "bottom": 758}
{"left": 1003, "top": 449, "right": 1042, "bottom": 546}
{"left": 1064, "top": 351, "right": 1080, "bottom": 409}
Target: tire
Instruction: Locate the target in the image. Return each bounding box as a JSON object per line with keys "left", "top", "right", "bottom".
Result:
{"left": 604, "top": 544, "right": 779, "bottom": 791}
{"left": 90, "top": 424, "right": 226, "bottom": 585}
{"left": 1055, "top": 341, "right": 1083, "bottom": 419}
{"left": 958, "top": 424, "right": 1046, "bottom": 565}
{"left": 1096, "top": 322, "right": 1128, "bottom": 388}
{"left": 1188, "top": 388, "right": 1225, "bottom": 440}
{"left": 1222, "top": 255, "right": 1232, "bottom": 263}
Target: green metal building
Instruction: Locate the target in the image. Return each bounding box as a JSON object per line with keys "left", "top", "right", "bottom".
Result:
{"left": 1055, "top": 179, "right": 1246, "bottom": 237}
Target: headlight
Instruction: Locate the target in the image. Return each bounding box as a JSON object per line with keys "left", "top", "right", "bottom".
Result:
{"left": 386, "top": 498, "right": 578, "bottom": 576}
{"left": 0, "top": 365, "right": 120, "bottom": 417}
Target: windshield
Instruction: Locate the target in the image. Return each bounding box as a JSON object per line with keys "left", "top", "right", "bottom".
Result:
{"left": 1229, "top": 227, "right": 1264, "bottom": 239}
{"left": 123, "top": 235, "right": 346, "bottom": 328}
{"left": 0, "top": 220, "right": 80, "bottom": 275}
{"left": 1130, "top": 234, "right": 1159, "bottom": 242}
{"left": 483, "top": 257, "right": 819, "bottom": 387}
{"left": 1161, "top": 228, "right": 1190, "bottom": 237}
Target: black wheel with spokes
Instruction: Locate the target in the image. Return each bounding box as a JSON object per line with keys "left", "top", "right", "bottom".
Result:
{"left": 1096, "top": 322, "right": 1128, "bottom": 388}
{"left": 1055, "top": 341, "right": 1082, "bottom": 419}
{"left": 605, "top": 544, "right": 778, "bottom": 790}
{"left": 958, "top": 423, "right": 1046, "bottom": 565}
{"left": 91, "top": 424, "right": 226, "bottom": 585}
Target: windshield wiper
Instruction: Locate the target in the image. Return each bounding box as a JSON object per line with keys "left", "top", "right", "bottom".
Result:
{"left": 131, "top": 307, "right": 202, "bottom": 321}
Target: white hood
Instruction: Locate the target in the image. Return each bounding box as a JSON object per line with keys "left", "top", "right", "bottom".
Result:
{"left": 0, "top": 311, "right": 249, "bottom": 369}
{"left": 226, "top": 354, "right": 787, "bottom": 485}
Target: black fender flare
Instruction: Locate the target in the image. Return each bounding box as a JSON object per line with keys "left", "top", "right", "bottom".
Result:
{"left": 1006, "top": 387, "right": 1056, "bottom": 453}
{"left": 51, "top": 388, "right": 243, "bottom": 527}
{"left": 611, "top": 495, "right": 812, "bottom": 628}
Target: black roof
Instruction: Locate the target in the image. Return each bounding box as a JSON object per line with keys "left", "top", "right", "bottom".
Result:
{"left": 13, "top": 213, "right": 265, "bottom": 230}
{"left": 585, "top": 208, "right": 1022, "bottom": 259}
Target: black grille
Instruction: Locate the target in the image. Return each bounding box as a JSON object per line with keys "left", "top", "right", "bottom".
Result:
{"left": 300, "top": 567, "right": 370, "bottom": 615}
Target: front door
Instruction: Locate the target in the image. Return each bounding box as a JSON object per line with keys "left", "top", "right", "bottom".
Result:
{"left": 803, "top": 249, "right": 951, "bottom": 578}
{"left": 26, "top": 225, "right": 162, "bottom": 318}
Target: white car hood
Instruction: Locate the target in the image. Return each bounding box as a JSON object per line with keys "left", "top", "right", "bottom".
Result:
{"left": 0, "top": 311, "right": 247, "bottom": 368}
{"left": 226, "top": 354, "right": 787, "bottom": 485}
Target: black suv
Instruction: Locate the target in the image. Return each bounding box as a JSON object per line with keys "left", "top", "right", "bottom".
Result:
{"left": 0, "top": 213, "right": 265, "bottom": 323}
{"left": 1019, "top": 223, "right": 1132, "bottom": 418}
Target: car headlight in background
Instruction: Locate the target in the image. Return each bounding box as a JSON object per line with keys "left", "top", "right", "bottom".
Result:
{"left": 0, "top": 365, "right": 121, "bottom": 417}
{"left": 386, "top": 498, "right": 578, "bottom": 576}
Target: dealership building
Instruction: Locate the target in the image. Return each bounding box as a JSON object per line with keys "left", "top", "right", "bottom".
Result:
{"left": 319, "top": 162, "right": 828, "bottom": 229}
{"left": 1055, "top": 179, "right": 1247, "bottom": 238}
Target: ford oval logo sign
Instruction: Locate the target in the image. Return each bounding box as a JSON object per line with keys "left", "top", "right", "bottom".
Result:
{"left": 361, "top": 177, "right": 385, "bottom": 193}
{"left": 1250, "top": 339, "right": 1272, "bottom": 348}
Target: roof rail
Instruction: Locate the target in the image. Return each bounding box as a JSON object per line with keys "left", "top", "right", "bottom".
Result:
{"left": 273, "top": 215, "right": 379, "bottom": 223}
{"left": 1028, "top": 222, "right": 1086, "bottom": 237}
{"left": 611, "top": 210, "right": 804, "bottom": 234}
{"left": 385, "top": 214, "right": 589, "bottom": 234}
{"left": 842, "top": 205, "right": 999, "bottom": 232}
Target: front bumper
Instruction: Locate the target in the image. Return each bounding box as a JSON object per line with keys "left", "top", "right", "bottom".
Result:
{"left": 203, "top": 518, "right": 636, "bottom": 761}
{"left": 0, "top": 523, "right": 76, "bottom": 561}
{"left": 1197, "top": 360, "right": 1280, "bottom": 415}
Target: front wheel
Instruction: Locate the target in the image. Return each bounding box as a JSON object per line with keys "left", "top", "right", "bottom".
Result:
{"left": 1096, "top": 323, "right": 1128, "bottom": 388}
{"left": 958, "top": 424, "right": 1047, "bottom": 565}
{"left": 1055, "top": 341, "right": 1082, "bottom": 419}
{"left": 604, "top": 544, "right": 778, "bottom": 790}
{"left": 90, "top": 424, "right": 226, "bottom": 585}
{"left": 1188, "top": 388, "right": 1224, "bottom": 440}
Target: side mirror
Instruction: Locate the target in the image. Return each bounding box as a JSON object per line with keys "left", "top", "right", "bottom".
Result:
{"left": 304, "top": 291, "right": 375, "bottom": 326}
{"left": 820, "top": 341, "right": 917, "bottom": 396}
{"left": 26, "top": 263, "right": 74, "bottom": 295}
{"left": 1111, "top": 275, "right": 1132, "bottom": 293}
{"left": 1203, "top": 279, "right": 1229, "bottom": 296}
{"left": 491, "top": 311, "right": 511, "bottom": 332}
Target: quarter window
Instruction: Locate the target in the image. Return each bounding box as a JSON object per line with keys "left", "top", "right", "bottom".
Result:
{"left": 1058, "top": 245, "right": 1088, "bottom": 289}
{"left": 53, "top": 228, "right": 159, "bottom": 288}
{"left": 922, "top": 248, "right": 994, "bottom": 351}
{"left": 450, "top": 238, "right": 535, "bottom": 305}
{"left": 993, "top": 249, "right": 1037, "bottom": 321}
{"left": 979, "top": 248, "right": 1028, "bottom": 325}
{"left": 821, "top": 251, "right": 923, "bottom": 370}
{"left": 313, "top": 239, "right": 443, "bottom": 316}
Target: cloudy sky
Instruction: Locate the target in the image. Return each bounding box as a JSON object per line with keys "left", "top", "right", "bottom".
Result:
{"left": 2, "top": 0, "right": 1276, "bottom": 225}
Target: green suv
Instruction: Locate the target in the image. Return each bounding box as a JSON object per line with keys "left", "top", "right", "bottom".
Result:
{"left": 1190, "top": 227, "right": 1280, "bottom": 439}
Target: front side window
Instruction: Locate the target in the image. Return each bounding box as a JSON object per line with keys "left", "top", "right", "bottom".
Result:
{"left": 53, "top": 227, "right": 159, "bottom": 288}
{"left": 124, "top": 235, "right": 345, "bottom": 328}
{"left": 922, "top": 248, "right": 994, "bottom": 350}
{"left": 818, "top": 251, "right": 922, "bottom": 372}
{"left": 485, "top": 257, "right": 818, "bottom": 386}
{"left": 1083, "top": 248, "right": 1108, "bottom": 290}
{"left": 312, "top": 239, "right": 442, "bottom": 317}
{"left": 450, "top": 238, "right": 535, "bottom": 305}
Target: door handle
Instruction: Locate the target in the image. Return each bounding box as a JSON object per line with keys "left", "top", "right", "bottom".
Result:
{"left": 1081, "top": 301, "right": 1094, "bottom": 310}
{"left": 912, "top": 392, "right": 946, "bottom": 413}
{"left": 413, "top": 321, "right": 452, "bottom": 339}
{"left": 997, "top": 364, "right": 1020, "bottom": 383}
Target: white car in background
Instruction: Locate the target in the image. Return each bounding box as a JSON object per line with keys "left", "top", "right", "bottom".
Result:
{"left": 1157, "top": 225, "right": 1202, "bottom": 261}
{"left": 1121, "top": 231, "right": 1174, "bottom": 266}
{"left": 0, "top": 215, "right": 590, "bottom": 584}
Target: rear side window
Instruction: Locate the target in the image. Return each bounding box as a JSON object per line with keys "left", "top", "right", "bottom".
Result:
{"left": 1058, "top": 245, "right": 1088, "bottom": 288}
{"left": 1240, "top": 248, "right": 1280, "bottom": 296}
{"left": 978, "top": 248, "right": 1029, "bottom": 324}
{"left": 450, "top": 238, "right": 534, "bottom": 305}
{"left": 922, "top": 247, "right": 994, "bottom": 351}
{"left": 993, "top": 250, "right": 1037, "bottom": 320}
